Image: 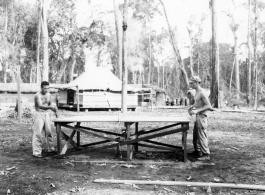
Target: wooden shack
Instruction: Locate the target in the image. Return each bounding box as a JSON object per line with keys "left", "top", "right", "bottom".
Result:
{"left": 129, "top": 84, "right": 166, "bottom": 107}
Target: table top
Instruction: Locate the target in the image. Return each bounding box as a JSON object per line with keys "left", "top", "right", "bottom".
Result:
{"left": 53, "top": 115, "right": 190, "bottom": 123}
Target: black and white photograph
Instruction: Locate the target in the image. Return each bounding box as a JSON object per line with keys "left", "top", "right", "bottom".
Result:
{"left": 0, "top": 0, "right": 265, "bottom": 194}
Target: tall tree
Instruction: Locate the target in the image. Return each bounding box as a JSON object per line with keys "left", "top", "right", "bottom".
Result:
{"left": 209, "top": 0, "right": 220, "bottom": 108}
{"left": 253, "top": 0, "right": 258, "bottom": 110}
{"left": 159, "top": 0, "right": 189, "bottom": 92}
{"left": 122, "top": 0, "right": 128, "bottom": 113}
{"left": 224, "top": 0, "right": 241, "bottom": 100}
{"left": 187, "top": 16, "right": 195, "bottom": 77}
{"left": 247, "top": 0, "right": 252, "bottom": 105}
{"left": 113, "top": 0, "right": 122, "bottom": 79}
{"left": 40, "top": 0, "right": 49, "bottom": 81}
{"left": 36, "top": 0, "right": 41, "bottom": 83}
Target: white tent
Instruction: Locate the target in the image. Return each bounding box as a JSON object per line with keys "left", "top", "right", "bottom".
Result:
{"left": 61, "top": 67, "right": 136, "bottom": 92}
{"left": 58, "top": 67, "right": 138, "bottom": 110}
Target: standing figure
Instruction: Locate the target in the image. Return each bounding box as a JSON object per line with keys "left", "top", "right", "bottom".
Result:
{"left": 188, "top": 76, "right": 212, "bottom": 161}
{"left": 32, "top": 81, "right": 58, "bottom": 158}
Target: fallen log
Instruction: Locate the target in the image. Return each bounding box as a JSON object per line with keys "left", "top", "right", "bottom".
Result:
{"left": 72, "top": 160, "right": 185, "bottom": 166}
{"left": 93, "top": 179, "right": 265, "bottom": 191}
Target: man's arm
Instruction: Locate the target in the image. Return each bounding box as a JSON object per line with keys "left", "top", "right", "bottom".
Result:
{"left": 35, "top": 94, "right": 56, "bottom": 113}
{"left": 47, "top": 94, "right": 59, "bottom": 117}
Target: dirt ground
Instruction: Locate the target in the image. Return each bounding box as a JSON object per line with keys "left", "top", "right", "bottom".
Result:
{"left": 0, "top": 108, "right": 265, "bottom": 195}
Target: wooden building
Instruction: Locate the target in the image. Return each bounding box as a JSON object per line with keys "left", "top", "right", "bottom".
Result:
{"left": 129, "top": 84, "right": 166, "bottom": 107}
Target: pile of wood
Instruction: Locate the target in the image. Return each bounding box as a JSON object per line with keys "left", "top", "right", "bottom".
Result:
{"left": 8, "top": 99, "right": 33, "bottom": 121}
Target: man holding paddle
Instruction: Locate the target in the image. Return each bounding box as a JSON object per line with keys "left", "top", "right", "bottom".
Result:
{"left": 188, "top": 76, "right": 212, "bottom": 161}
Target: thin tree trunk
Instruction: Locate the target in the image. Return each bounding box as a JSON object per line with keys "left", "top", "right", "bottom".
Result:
{"left": 197, "top": 53, "right": 200, "bottom": 75}
{"left": 148, "top": 29, "right": 152, "bottom": 84}
{"left": 162, "top": 64, "right": 165, "bottom": 89}
{"left": 157, "top": 64, "right": 160, "bottom": 88}
{"left": 121, "top": 0, "right": 128, "bottom": 113}
{"left": 142, "top": 71, "right": 145, "bottom": 84}
{"left": 187, "top": 28, "right": 194, "bottom": 77}
{"left": 159, "top": 0, "right": 189, "bottom": 92}
{"left": 253, "top": 0, "right": 258, "bottom": 110}
{"left": 229, "top": 58, "right": 236, "bottom": 91}
{"left": 113, "top": 0, "right": 122, "bottom": 79}
{"left": 234, "top": 33, "right": 240, "bottom": 99}
{"left": 166, "top": 66, "right": 173, "bottom": 90}
{"left": 247, "top": 0, "right": 252, "bottom": 105}
{"left": 36, "top": 0, "right": 41, "bottom": 83}
{"left": 133, "top": 71, "right": 136, "bottom": 84}
{"left": 4, "top": 3, "right": 8, "bottom": 35}
{"left": 55, "top": 58, "right": 69, "bottom": 83}
{"left": 3, "top": 63, "right": 7, "bottom": 83}
{"left": 209, "top": 0, "right": 220, "bottom": 108}
{"left": 68, "top": 54, "right": 76, "bottom": 82}
{"left": 41, "top": 0, "right": 49, "bottom": 81}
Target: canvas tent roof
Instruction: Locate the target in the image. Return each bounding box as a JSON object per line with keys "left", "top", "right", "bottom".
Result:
{"left": 60, "top": 67, "right": 136, "bottom": 92}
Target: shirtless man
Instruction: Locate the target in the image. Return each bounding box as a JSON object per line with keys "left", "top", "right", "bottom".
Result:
{"left": 32, "top": 81, "right": 58, "bottom": 158}
{"left": 188, "top": 76, "right": 212, "bottom": 161}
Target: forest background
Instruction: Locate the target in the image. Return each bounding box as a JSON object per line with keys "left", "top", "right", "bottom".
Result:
{"left": 0, "top": 0, "right": 265, "bottom": 107}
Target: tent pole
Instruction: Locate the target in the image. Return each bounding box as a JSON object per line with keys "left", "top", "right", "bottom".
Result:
{"left": 77, "top": 85, "right": 80, "bottom": 113}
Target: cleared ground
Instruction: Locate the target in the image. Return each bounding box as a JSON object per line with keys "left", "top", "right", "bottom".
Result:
{"left": 0, "top": 108, "right": 265, "bottom": 195}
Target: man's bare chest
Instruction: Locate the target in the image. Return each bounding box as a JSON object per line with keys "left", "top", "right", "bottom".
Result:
{"left": 194, "top": 93, "right": 203, "bottom": 105}
{"left": 40, "top": 95, "right": 49, "bottom": 105}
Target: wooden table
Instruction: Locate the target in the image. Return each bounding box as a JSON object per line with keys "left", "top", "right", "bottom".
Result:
{"left": 53, "top": 115, "right": 190, "bottom": 162}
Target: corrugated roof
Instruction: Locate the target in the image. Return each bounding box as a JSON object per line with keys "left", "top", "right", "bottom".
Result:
{"left": 0, "top": 83, "right": 59, "bottom": 93}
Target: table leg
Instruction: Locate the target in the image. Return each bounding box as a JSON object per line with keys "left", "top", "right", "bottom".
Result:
{"left": 126, "top": 123, "right": 132, "bottom": 161}
{"left": 76, "top": 122, "right": 81, "bottom": 147}
{"left": 134, "top": 122, "right": 139, "bottom": 152}
{"left": 182, "top": 124, "right": 187, "bottom": 163}
{"left": 56, "top": 123, "right": 61, "bottom": 155}
{"left": 60, "top": 130, "right": 76, "bottom": 155}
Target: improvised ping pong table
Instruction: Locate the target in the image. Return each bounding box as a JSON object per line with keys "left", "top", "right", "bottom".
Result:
{"left": 53, "top": 115, "right": 190, "bottom": 162}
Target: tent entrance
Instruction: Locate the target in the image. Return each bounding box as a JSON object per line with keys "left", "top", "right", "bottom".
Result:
{"left": 67, "top": 90, "right": 75, "bottom": 106}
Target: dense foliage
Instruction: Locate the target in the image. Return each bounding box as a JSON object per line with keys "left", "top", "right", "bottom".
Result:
{"left": 0, "top": 0, "right": 264, "bottom": 105}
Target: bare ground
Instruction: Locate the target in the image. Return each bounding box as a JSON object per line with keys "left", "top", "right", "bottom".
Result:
{"left": 0, "top": 108, "right": 265, "bottom": 195}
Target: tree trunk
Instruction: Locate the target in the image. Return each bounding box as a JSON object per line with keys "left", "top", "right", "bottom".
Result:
{"left": 133, "top": 71, "right": 136, "bottom": 84}
{"left": 209, "top": 0, "right": 220, "bottom": 108}
{"left": 68, "top": 54, "right": 76, "bottom": 82}
{"left": 142, "top": 71, "right": 145, "bottom": 84}
{"left": 162, "top": 63, "right": 165, "bottom": 89}
{"left": 147, "top": 29, "right": 152, "bottom": 84}
{"left": 253, "top": 0, "right": 258, "bottom": 110}
{"left": 247, "top": 0, "right": 252, "bottom": 105}
{"left": 234, "top": 33, "right": 240, "bottom": 99}
{"left": 157, "top": 63, "right": 160, "bottom": 88}
{"left": 229, "top": 58, "right": 236, "bottom": 91}
{"left": 197, "top": 53, "right": 200, "bottom": 75}
{"left": 113, "top": 0, "right": 122, "bottom": 79}
{"left": 36, "top": 0, "right": 41, "bottom": 84}
{"left": 187, "top": 28, "right": 194, "bottom": 77}
{"left": 55, "top": 58, "right": 69, "bottom": 84}
{"left": 3, "top": 63, "right": 7, "bottom": 83}
{"left": 159, "top": 0, "right": 189, "bottom": 91}
{"left": 4, "top": 3, "right": 8, "bottom": 35}
{"left": 121, "top": 0, "right": 128, "bottom": 113}
{"left": 41, "top": 0, "right": 49, "bottom": 81}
